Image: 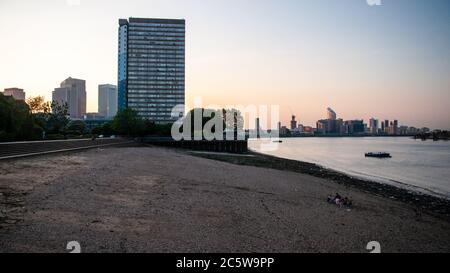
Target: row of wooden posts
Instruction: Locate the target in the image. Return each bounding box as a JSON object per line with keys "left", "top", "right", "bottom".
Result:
{"left": 143, "top": 139, "right": 248, "bottom": 154}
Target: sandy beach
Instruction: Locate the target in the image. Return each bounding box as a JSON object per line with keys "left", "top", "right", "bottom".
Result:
{"left": 1, "top": 146, "right": 449, "bottom": 253}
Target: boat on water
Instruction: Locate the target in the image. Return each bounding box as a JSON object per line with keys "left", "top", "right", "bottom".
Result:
{"left": 365, "top": 152, "right": 391, "bottom": 158}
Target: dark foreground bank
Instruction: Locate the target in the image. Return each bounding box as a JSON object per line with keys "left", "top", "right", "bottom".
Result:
{"left": 1, "top": 146, "right": 449, "bottom": 252}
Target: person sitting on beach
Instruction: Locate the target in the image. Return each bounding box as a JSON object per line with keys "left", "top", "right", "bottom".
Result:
{"left": 343, "top": 197, "right": 349, "bottom": 206}
{"left": 344, "top": 197, "right": 353, "bottom": 208}
{"left": 327, "top": 195, "right": 334, "bottom": 203}
{"left": 334, "top": 197, "right": 341, "bottom": 206}
{"left": 327, "top": 193, "right": 353, "bottom": 208}
{"left": 333, "top": 193, "right": 341, "bottom": 205}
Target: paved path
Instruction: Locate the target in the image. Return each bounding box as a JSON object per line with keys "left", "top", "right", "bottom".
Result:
{"left": 0, "top": 138, "right": 133, "bottom": 160}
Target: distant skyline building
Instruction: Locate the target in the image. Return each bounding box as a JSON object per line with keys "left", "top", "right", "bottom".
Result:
{"left": 327, "top": 107, "right": 337, "bottom": 120}
{"left": 384, "top": 120, "right": 390, "bottom": 134}
{"left": 369, "top": 118, "right": 378, "bottom": 134}
{"left": 311, "top": 107, "right": 408, "bottom": 136}
{"left": 316, "top": 108, "right": 342, "bottom": 135}
{"left": 290, "top": 115, "right": 297, "bottom": 130}
{"left": 344, "top": 120, "right": 365, "bottom": 135}
{"left": 392, "top": 120, "right": 399, "bottom": 135}
{"left": 52, "top": 77, "right": 86, "bottom": 119}
{"left": 280, "top": 126, "right": 289, "bottom": 136}
{"left": 317, "top": 118, "right": 344, "bottom": 135}
{"left": 118, "top": 17, "right": 185, "bottom": 123}
{"left": 98, "top": 84, "right": 118, "bottom": 118}
{"left": 3, "top": 87, "right": 25, "bottom": 100}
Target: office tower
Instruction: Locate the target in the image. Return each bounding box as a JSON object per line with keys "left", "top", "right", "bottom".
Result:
{"left": 52, "top": 77, "right": 86, "bottom": 119}
{"left": 399, "top": 126, "right": 408, "bottom": 135}
{"left": 317, "top": 117, "right": 343, "bottom": 135}
{"left": 369, "top": 118, "right": 378, "bottom": 134}
{"left": 327, "top": 107, "right": 337, "bottom": 120}
{"left": 118, "top": 17, "right": 185, "bottom": 123}
{"left": 98, "top": 84, "right": 118, "bottom": 118}
{"left": 3, "top": 88, "right": 25, "bottom": 100}
{"left": 290, "top": 115, "right": 297, "bottom": 130}
{"left": 344, "top": 120, "right": 365, "bottom": 135}
{"left": 384, "top": 120, "right": 389, "bottom": 134}
{"left": 393, "top": 120, "right": 398, "bottom": 135}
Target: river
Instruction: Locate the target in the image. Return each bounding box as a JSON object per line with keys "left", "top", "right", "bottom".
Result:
{"left": 249, "top": 137, "right": 450, "bottom": 198}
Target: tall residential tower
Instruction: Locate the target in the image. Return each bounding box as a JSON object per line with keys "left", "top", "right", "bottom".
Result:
{"left": 290, "top": 115, "right": 297, "bottom": 130}
{"left": 118, "top": 17, "right": 185, "bottom": 123}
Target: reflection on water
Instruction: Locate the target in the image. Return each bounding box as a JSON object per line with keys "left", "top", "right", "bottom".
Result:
{"left": 249, "top": 137, "right": 450, "bottom": 198}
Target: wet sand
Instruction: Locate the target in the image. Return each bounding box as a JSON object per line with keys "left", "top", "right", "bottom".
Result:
{"left": 0, "top": 146, "right": 449, "bottom": 252}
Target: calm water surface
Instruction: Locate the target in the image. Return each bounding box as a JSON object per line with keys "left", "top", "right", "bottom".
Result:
{"left": 249, "top": 137, "right": 450, "bottom": 198}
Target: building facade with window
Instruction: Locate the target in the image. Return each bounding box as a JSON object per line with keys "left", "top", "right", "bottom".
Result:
{"left": 98, "top": 84, "right": 118, "bottom": 118}
{"left": 118, "top": 17, "right": 185, "bottom": 123}
{"left": 3, "top": 88, "right": 25, "bottom": 100}
{"left": 52, "top": 77, "right": 86, "bottom": 119}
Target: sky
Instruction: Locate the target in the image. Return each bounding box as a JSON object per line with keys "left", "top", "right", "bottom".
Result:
{"left": 0, "top": 0, "right": 449, "bottom": 129}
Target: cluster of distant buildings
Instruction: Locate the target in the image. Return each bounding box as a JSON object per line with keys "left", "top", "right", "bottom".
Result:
{"left": 51, "top": 77, "right": 118, "bottom": 120}
{"left": 2, "top": 17, "right": 186, "bottom": 127}
{"left": 276, "top": 107, "right": 431, "bottom": 137}
{"left": 1, "top": 79, "right": 118, "bottom": 122}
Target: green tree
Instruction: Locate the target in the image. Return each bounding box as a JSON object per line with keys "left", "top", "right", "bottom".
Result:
{"left": 112, "top": 108, "right": 145, "bottom": 136}
{"left": 102, "top": 121, "right": 116, "bottom": 136}
{"left": 0, "top": 93, "right": 38, "bottom": 141}
{"left": 154, "top": 122, "right": 173, "bottom": 137}
{"left": 65, "top": 120, "right": 86, "bottom": 135}
{"left": 92, "top": 121, "right": 116, "bottom": 136}
{"left": 45, "top": 101, "right": 70, "bottom": 135}
{"left": 143, "top": 119, "right": 157, "bottom": 135}
{"left": 26, "top": 96, "right": 51, "bottom": 114}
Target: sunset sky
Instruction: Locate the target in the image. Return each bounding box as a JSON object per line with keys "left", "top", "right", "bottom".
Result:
{"left": 0, "top": 0, "right": 449, "bottom": 129}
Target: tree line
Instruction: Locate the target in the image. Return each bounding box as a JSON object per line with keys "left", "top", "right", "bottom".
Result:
{"left": 0, "top": 94, "right": 174, "bottom": 142}
{"left": 1, "top": 93, "right": 244, "bottom": 142}
{"left": 1, "top": 94, "right": 84, "bottom": 141}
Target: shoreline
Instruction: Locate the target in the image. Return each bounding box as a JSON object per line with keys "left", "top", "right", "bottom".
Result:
{"left": 186, "top": 149, "right": 450, "bottom": 219}
{"left": 1, "top": 146, "right": 450, "bottom": 252}
{"left": 265, "top": 135, "right": 417, "bottom": 138}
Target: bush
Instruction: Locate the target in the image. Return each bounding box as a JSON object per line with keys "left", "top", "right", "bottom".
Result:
{"left": 112, "top": 108, "right": 145, "bottom": 136}
{"left": 0, "top": 93, "right": 40, "bottom": 141}
{"left": 65, "top": 120, "right": 87, "bottom": 135}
